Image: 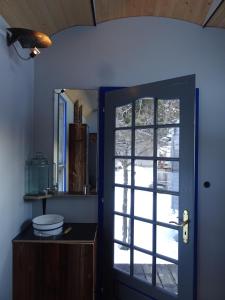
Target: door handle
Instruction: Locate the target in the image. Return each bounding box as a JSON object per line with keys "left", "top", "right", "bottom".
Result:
{"left": 169, "top": 220, "right": 188, "bottom": 227}
{"left": 169, "top": 209, "right": 189, "bottom": 244}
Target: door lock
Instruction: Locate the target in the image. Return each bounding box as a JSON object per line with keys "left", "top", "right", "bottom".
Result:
{"left": 169, "top": 209, "right": 189, "bottom": 244}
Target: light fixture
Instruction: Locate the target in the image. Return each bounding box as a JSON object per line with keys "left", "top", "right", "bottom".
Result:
{"left": 6, "top": 28, "right": 52, "bottom": 60}
{"left": 30, "top": 47, "right": 41, "bottom": 58}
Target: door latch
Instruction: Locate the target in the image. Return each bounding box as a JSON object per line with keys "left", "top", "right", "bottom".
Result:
{"left": 169, "top": 209, "right": 189, "bottom": 244}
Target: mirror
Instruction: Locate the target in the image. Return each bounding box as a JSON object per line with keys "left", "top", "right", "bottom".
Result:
{"left": 54, "top": 89, "right": 98, "bottom": 195}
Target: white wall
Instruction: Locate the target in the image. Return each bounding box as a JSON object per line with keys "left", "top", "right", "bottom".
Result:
{"left": 34, "top": 17, "right": 225, "bottom": 300}
{"left": 32, "top": 195, "right": 98, "bottom": 223}
{"left": 0, "top": 17, "right": 34, "bottom": 300}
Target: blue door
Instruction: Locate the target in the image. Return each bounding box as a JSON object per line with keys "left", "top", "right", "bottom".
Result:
{"left": 103, "top": 75, "right": 197, "bottom": 300}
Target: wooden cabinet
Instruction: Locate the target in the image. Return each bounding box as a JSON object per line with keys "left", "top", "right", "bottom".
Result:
{"left": 13, "top": 223, "right": 97, "bottom": 300}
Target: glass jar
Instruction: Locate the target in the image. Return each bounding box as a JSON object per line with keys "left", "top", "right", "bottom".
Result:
{"left": 25, "top": 152, "right": 53, "bottom": 196}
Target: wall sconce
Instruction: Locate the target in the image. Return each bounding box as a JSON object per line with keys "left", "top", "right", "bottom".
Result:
{"left": 7, "top": 28, "right": 52, "bottom": 60}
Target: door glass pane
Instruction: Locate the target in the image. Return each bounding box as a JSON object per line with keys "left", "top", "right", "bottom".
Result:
{"left": 134, "top": 250, "right": 152, "bottom": 283}
{"left": 134, "top": 220, "right": 153, "bottom": 251}
{"left": 134, "top": 160, "right": 153, "bottom": 188}
{"left": 158, "top": 99, "right": 180, "bottom": 124}
{"left": 157, "top": 128, "right": 179, "bottom": 158}
{"left": 156, "top": 258, "right": 178, "bottom": 295}
{"left": 156, "top": 226, "right": 178, "bottom": 260}
{"left": 114, "top": 243, "right": 130, "bottom": 274}
{"left": 115, "top": 129, "right": 132, "bottom": 156}
{"left": 135, "top": 98, "right": 154, "bottom": 126}
{"left": 116, "top": 104, "right": 132, "bottom": 128}
{"left": 134, "top": 190, "right": 153, "bottom": 220}
{"left": 157, "top": 193, "right": 179, "bottom": 224}
{"left": 114, "top": 215, "right": 131, "bottom": 244}
{"left": 115, "top": 187, "right": 131, "bottom": 215}
{"left": 135, "top": 128, "right": 154, "bottom": 156}
{"left": 157, "top": 161, "right": 179, "bottom": 192}
{"left": 115, "top": 159, "right": 131, "bottom": 185}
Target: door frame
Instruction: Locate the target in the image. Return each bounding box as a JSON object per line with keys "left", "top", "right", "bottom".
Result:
{"left": 97, "top": 82, "right": 199, "bottom": 300}
{"left": 97, "top": 87, "right": 124, "bottom": 300}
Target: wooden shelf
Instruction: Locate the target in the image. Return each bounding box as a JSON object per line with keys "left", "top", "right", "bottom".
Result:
{"left": 24, "top": 194, "right": 53, "bottom": 201}
{"left": 54, "top": 192, "right": 97, "bottom": 198}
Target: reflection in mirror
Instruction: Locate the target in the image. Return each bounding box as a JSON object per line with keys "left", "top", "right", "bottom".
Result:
{"left": 54, "top": 89, "right": 98, "bottom": 195}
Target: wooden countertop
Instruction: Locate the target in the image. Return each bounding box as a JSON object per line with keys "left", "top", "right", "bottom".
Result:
{"left": 13, "top": 223, "right": 97, "bottom": 244}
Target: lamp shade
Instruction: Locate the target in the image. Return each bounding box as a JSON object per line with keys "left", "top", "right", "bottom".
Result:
{"left": 7, "top": 28, "right": 52, "bottom": 48}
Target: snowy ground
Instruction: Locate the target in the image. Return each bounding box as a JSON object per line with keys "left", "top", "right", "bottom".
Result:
{"left": 114, "top": 166, "right": 179, "bottom": 264}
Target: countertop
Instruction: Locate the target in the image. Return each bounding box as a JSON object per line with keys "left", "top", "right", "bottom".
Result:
{"left": 13, "top": 223, "right": 97, "bottom": 244}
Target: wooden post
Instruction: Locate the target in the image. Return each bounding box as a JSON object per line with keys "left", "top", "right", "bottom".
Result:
{"left": 69, "top": 123, "right": 87, "bottom": 194}
{"left": 74, "top": 100, "right": 79, "bottom": 123}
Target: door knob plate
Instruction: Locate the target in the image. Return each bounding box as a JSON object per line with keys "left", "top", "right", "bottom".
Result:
{"left": 169, "top": 209, "right": 189, "bottom": 244}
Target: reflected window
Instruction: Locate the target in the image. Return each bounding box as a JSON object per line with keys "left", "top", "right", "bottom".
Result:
{"left": 58, "top": 95, "right": 67, "bottom": 192}
{"left": 54, "top": 89, "right": 98, "bottom": 194}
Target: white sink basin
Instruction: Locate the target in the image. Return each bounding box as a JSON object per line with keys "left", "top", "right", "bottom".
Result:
{"left": 32, "top": 214, "right": 64, "bottom": 236}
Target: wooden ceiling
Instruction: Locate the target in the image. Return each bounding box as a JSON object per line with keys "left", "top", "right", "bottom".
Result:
{"left": 208, "top": 0, "right": 225, "bottom": 27}
{"left": 0, "top": 0, "right": 225, "bottom": 36}
{"left": 96, "top": 0, "right": 213, "bottom": 25}
{"left": 0, "top": 0, "right": 94, "bottom": 35}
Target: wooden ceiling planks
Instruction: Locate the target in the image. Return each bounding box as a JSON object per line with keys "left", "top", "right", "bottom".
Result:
{"left": 0, "top": 0, "right": 94, "bottom": 36}
{"left": 95, "top": 0, "right": 213, "bottom": 26}
{"left": 0, "top": 0, "right": 225, "bottom": 35}
{"left": 207, "top": 1, "right": 225, "bottom": 28}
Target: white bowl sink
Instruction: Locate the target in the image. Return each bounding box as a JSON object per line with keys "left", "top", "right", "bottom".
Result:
{"left": 32, "top": 214, "right": 64, "bottom": 236}
{"left": 33, "top": 227, "right": 63, "bottom": 237}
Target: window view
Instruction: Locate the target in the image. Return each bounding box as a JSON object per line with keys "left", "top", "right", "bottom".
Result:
{"left": 113, "top": 98, "right": 180, "bottom": 295}
{"left": 58, "top": 96, "right": 67, "bottom": 192}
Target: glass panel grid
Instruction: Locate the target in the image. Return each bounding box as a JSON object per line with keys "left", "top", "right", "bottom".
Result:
{"left": 156, "top": 258, "right": 178, "bottom": 295}
{"left": 135, "top": 128, "right": 154, "bottom": 157}
{"left": 157, "top": 160, "right": 179, "bottom": 192}
{"left": 157, "top": 99, "right": 180, "bottom": 125}
{"left": 134, "top": 159, "right": 153, "bottom": 188}
{"left": 135, "top": 98, "right": 154, "bottom": 126}
{"left": 115, "top": 129, "right": 132, "bottom": 156}
{"left": 114, "top": 186, "right": 131, "bottom": 215}
{"left": 113, "top": 97, "right": 180, "bottom": 291}
{"left": 115, "top": 159, "right": 131, "bottom": 185}
{"left": 116, "top": 104, "right": 132, "bottom": 128}
{"left": 134, "top": 250, "right": 153, "bottom": 283}
{"left": 157, "top": 127, "right": 180, "bottom": 158}
{"left": 134, "top": 190, "right": 153, "bottom": 220}
{"left": 156, "top": 226, "right": 178, "bottom": 261}
{"left": 114, "top": 242, "right": 130, "bottom": 274}
{"left": 157, "top": 193, "right": 179, "bottom": 224}
{"left": 114, "top": 214, "right": 131, "bottom": 244}
{"left": 134, "top": 220, "right": 153, "bottom": 252}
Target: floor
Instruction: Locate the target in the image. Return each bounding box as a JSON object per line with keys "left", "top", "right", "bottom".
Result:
{"left": 115, "top": 263, "right": 178, "bottom": 295}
